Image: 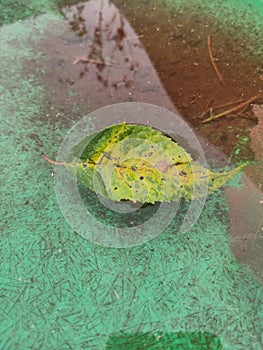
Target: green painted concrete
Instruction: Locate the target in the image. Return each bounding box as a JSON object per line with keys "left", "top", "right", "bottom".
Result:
{"left": 0, "top": 0, "right": 81, "bottom": 26}
{"left": 105, "top": 331, "right": 223, "bottom": 349}
{"left": 0, "top": 1, "right": 262, "bottom": 349}
{"left": 165, "top": 0, "right": 263, "bottom": 58}
{"left": 0, "top": 0, "right": 58, "bottom": 25}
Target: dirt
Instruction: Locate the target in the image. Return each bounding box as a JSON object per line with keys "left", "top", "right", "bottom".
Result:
{"left": 109, "top": 0, "right": 263, "bottom": 167}
{"left": 50, "top": 0, "right": 263, "bottom": 187}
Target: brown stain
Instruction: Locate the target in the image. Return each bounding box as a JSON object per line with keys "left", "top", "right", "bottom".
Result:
{"left": 156, "top": 160, "right": 169, "bottom": 173}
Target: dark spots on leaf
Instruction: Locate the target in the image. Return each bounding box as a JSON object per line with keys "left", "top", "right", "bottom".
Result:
{"left": 114, "top": 186, "right": 118, "bottom": 190}
{"left": 147, "top": 152, "right": 153, "bottom": 157}
{"left": 131, "top": 166, "right": 137, "bottom": 171}
{"left": 139, "top": 176, "right": 144, "bottom": 180}
{"left": 114, "top": 135, "right": 118, "bottom": 139}
{"left": 211, "top": 178, "right": 215, "bottom": 182}
{"left": 129, "top": 185, "right": 133, "bottom": 188}
{"left": 161, "top": 177, "right": 166, "bottom": 181}
{"left": 179, "top": 171, "right": 187, "bottom": 176}
{"left": 82, "top": 163, "right": 87, "bottom": 168}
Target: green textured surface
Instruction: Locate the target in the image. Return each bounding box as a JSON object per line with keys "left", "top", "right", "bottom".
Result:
{"left": 0, "top": 1, "right": 263, "bottom": 349}
{"left": 0, "top": 0, "right": 81, "bottom": 26}
{"left": 0, "top": 0, "right": 58, "bottom": 25}
{"left": 105, "top": 331, "right": 223, "bottom": 349}
{"left": 165, "top": 0, "right": 263, "bottom": 58}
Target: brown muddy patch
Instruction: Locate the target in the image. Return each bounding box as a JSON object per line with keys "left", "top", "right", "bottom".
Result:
{"left": 27, "top": 0, "right": 262, "bottom": 182}
{"left": 111, "top": 0, "right": 263, "bottom": 165}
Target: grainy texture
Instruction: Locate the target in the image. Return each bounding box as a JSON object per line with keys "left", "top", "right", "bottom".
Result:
{"left": 0, "top": 1, "right": 262, "bottom": 349}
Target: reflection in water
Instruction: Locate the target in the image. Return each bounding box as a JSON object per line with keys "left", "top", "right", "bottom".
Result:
{"left": 62, "top": 0, "right": 144, "bottom": 92}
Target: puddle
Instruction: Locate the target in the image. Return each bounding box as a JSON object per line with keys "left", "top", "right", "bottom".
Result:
{"left": 54, "top": 0, "right": 263, "bottom": 269}
{"left": 57, "top": 0, "right": 263, "bottom": 182}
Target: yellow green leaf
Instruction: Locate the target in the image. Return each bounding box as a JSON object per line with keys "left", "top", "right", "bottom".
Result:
{"left": 43, "top": 123, "right": 247, "bottom": 203}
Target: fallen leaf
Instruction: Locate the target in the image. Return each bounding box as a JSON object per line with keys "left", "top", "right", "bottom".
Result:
{"left": 43, "top": 123, "right": 247, "bottom": 203}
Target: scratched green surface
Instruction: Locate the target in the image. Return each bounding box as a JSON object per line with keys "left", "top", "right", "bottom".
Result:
{"left": 165, "top": 0, "right": 263, "bottom": 58}
{"left": 0, "top": 1, "right": 263, "bottom": 349}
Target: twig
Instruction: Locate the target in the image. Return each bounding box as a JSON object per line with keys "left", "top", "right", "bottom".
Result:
{"left": 202, "top": 99, "right": 213, "bottom": 113}
{"left": 202, "top": 98, "right": 244, "bottom": 115}
{"left": 198, "top": 97, "right": 248, "bottom": 119}
{"left": 202, "top": 95, "right": 258, "bottom": 123}
{"left": 207, "top": 35, "right": 225, "bottom": 85}
{"left": 193, "top": 99, "right": 213, "bottom": 119}
{"left": 227, "top": 113, "right": 258, "bottom": 121}
{"left": 72, "top": 56, "right": 115, "bottom": 66}
{"left": 124, "top": 34, "right": 144, "bottom": 41}
{"left": 203, "top": 96, "right": 258, "bottom": 123}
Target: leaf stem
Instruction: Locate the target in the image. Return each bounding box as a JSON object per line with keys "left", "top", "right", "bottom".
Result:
{"left": 41, "top": 153, "right": 64, "bottom": 166}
